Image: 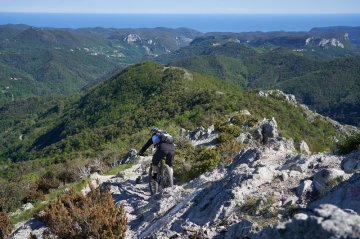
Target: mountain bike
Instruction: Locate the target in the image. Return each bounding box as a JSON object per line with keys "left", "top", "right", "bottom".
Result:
{"left": 148, "top": 160, "right": 173, "bottom": 195}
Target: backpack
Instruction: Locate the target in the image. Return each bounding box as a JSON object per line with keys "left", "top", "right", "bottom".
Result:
{"left": 155, "top": 130, "right": 174, "bottom": 144}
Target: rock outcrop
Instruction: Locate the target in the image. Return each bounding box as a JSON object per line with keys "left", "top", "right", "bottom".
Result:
{"left": 312, "top": 168, "right": 345, "bottom": 194}
{"left": 253, "top": 204, "right": 360, "bottom": 239}
{"left": 182, "top": 125, "right": 218, "bottom": 147}
{"left": 300, "top": 140, "right": 311, "bottom": 155}
{"left": 341, "top": 151, "right": 360, "bottom": 173}
{"left": 123, "top": 34, "right": 141, "bottom": 43}
{"left": 311, "top": 172, "right": 360, "bottom": 214}
{"left": 120, "top": 148, "right": 138, "bottom": 164}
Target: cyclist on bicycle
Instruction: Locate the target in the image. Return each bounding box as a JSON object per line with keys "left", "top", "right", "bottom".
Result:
{"left": 138, "top": 128, "right": 175, "bottom": 180}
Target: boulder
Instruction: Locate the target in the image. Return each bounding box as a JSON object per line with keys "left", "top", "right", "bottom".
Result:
{"left": 233, "top": 148, "right": 262, "bottom": 168}
{"left": 240, "top": 110, "right": 252, "bottom": 116}
{"left": 188, "top": 126, "right": 216, "bottom": 141}
{"left": 189, "top": 126, "right": 206, "bottom": 140}
{"left": 120, "top": 148, "right": 138, "bottom": 164}
{"left": 179, "top": 128, "right": 188, "bottom": 139}
{"left": 22, "top": 203, "right": 34, "bottom": 211}
{"left": 313, "top": 168, "right": 345, "bottom": 193}
{"left": 300, "top": 140, "right": 311, "bottom": 155}
{"left": 253, "top": 204, "right": 360, "bottom": 239}
{"left": 253, "top": 118, "right": 281, "bottom": 144}
{"left": 311, "top": 173, "right": 360, "bottom": 213}
{"left": 282, "top": 196, "right": 299, "bottom": 207}
{"left": 266, "top": 137, "right": 295, "bottom": 152}
{"left": 224, "top": 220, "right": 254, "bottom": 239}
{"left": 284, "top": 94, "right": 297, "bottom": 104}
{"left": 288, "top": 170, "right": 302, "bottom": 178}
{"left": 341, "top": 151, "right": 360, "bottom": 173}
{"left": 258, "top": 91, "right": 269, "bottom": 97}
{"left": 280, "top": 171, "right": 289, "bottom": 181}
{"left": 186, "top": 125, "right": 218, "bottom": 147}
{"left": 261, "top": 118, "right": 279, "bottom": 143}
{"left": 296, "top": 180, "right": 314, "bottom": 199}
{"left": 10, "top": 219, "right": 48, "bottom": 239}
{"left": 283, "top": 154, "right": 314, "bottom": 173}
{"left": 235, "top": 132, "right": 253, "bottom": 144}
{"left": 253, "top": 128, "right": 263, "bottom": 142}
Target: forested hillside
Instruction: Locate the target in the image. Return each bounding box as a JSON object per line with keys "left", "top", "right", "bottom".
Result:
{"left": 167, "top": 38, "right": 360, "bottom": 126}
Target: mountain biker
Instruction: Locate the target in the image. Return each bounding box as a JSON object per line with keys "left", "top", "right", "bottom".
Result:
{"left": 138, "top": 128, "right": 175, "bottom": 180}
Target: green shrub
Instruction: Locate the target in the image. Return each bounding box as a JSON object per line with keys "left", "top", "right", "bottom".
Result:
{"left": 230, "top": 114, "right": 258, "bottom": 127}
{"left": 186, "top": 147, "right": 221, "bottom": 180}
{"left": 0, "top": 180, "right": 29, "bottom": 212}
{"left": 216, "top": 123, "right": 242, "bottom": 144}
{"left": 338, "top": 131, "right": 360, "bottom": 154}
{"left": 58, "top": 170, "right": 78, "bottom": 184}
{"left": 42, "top": 185, "right": 127, "bottom": 239}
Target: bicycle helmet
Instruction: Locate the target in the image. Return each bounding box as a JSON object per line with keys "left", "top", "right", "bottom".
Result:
{"left": 151, "top": 127, "right": 160, "bottom": 134}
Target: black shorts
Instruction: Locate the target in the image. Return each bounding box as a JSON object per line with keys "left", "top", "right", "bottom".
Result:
{"left": 152, "top": 143, "right": 175, "bottom": 167}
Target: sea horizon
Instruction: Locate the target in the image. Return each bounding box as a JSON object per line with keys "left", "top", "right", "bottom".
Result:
{"left": 0, "top": 12, "right": 360, "bottom": 32}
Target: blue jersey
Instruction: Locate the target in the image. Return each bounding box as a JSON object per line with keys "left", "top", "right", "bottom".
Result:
{"left": 152, "top": 134, "right": 161, "bottom": 145}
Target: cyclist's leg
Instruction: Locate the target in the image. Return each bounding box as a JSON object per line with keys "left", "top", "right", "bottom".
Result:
{"left": 152, "top": 149, "right": 164, "bottom": 174}
{"left": 165, "top": 150, "right": 175, "bottom": 168}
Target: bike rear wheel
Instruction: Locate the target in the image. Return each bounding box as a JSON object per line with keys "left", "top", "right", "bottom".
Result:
{"left": 160, "top": 164, "right": 173, "bottom": 189}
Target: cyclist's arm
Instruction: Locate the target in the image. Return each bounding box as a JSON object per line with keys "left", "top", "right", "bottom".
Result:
{"left": 139, "top": 137, "right": 153, "bottom": 155}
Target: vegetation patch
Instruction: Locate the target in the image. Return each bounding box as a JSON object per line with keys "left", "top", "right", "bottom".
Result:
{"left": 0, "top": 212, "right": 11, "bottom": 239}
{"left": 42, "top": 185, "right": 127, "bottom": 239}
{"left": 338, "top": 131, "right": 360, "bottom": 154}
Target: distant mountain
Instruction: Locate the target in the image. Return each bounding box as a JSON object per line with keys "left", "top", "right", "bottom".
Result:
{"left": 189, "top": 27, "right": 360, "bottom": 59}
{"left": 310, "top": 26, "right": 360, "bottom": 47}
{"left": 0, "top": 24, "right": 202, "bottom": 104}
{"left": 2, "top": 24, "right": 360, "bottom": 126}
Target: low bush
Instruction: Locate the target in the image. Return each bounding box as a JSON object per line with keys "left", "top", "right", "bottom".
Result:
{"left": 186, "top": 147, "right": 221, "bottom": 180}
{"left": 42, "top": 185, "right": 127, "bottom": 239}
{"left": 219, "top": 142, "right": 246, "bottom": 164}
{"left": 0, "top": 212, "right": 11, "bottom": 239}
{"left": 338, "top": 131, "right": 360, "bottom": 154}
{"left": 22, "top": 185, "right": 45, "bottom": 204}
{"left": 36, "top": 172, "right": 61, "bottom": 194}
{"left": 0, "top": 180, "right": 29, "bottom": 212}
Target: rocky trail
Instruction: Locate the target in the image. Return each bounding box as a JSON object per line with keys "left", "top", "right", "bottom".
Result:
{"left": 94, "top": 130, "right": 360, "bottom": 239}
{"left": 10, "top": 92, "right": 360, "bottom": 238}
{"left": 91, "top": 115, "right": 360, "bottom": 238}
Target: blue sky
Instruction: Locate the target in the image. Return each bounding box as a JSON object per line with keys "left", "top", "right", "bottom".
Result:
{"left": 0, "top": 0, "right": 359, "bottom": 14}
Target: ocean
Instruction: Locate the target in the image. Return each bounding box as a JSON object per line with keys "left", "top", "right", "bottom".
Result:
{"left": 0, "top": 13, "right": 359, "bottom": 32}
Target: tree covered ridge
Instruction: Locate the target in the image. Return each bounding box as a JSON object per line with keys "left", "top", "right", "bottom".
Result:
{"left": 0, "top": 61, "right": 342, "bottom": 164}
{"left": 167, "top": 41, "right": 360, "bottom": 126}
